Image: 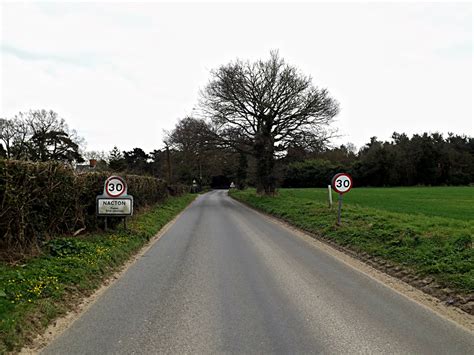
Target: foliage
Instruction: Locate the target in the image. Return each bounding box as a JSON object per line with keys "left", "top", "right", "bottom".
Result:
{"left": 0, "top": 160, "right": 188, "bottom": 254}
{"left": 282, "top": 159, "right": 341, "bottom": 188}
{"left": 282, "top": 133, "right": 474, "bottom": 187}
{"left": 0, "top": 194, "right": 195, "bottom": 353}
{"left": 230, "top": 188, "right": 474, "bottom": 294}
{"left": 107, "top": 146, "right": 171, "bottom": 179}
{"left": 235, "top": 153, "right": 248, "bottom": 189}
{"left": 123, "top": 148, "right": 149, "bottom": 175}
{"left": 108, "top": 146, "right": 126, "bottom": 172}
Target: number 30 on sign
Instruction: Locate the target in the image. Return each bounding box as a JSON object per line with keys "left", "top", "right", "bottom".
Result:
{"left": 332, "top": 173, "right": 353, "bottom": 194}
{"left": 105, "top": 176, "right": 127, "bottom": 198}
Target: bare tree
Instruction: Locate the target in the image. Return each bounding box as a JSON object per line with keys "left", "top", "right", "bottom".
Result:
{"left": 165, "top": 116, "right": 241, "bottom": 184}
{"left": 0, "top": 118, "right": 16, "bottom": 159}
{"left": 165, "top": 117, "right": 213, "bottom": 156}
{"left": 83, "top": 150, "right": 109, "bottom": 162}
{"left": 165, "top": 117, "right": 215, "bottom": 182}
{"left": 0, "top": 114, "right": 31, "bottom": 160}
{"left": 0, "top": 110, "right": 85, "bottom": 163}
{"left": 200, "top": 51, "right": 339, "bottom": 195}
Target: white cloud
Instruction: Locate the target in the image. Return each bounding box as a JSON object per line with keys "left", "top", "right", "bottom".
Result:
{"left": 1, "top": 1, "right": 472, "bottom": 152}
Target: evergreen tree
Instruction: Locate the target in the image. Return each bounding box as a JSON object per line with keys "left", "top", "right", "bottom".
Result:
{"left": 108, "top": 146, "right": 125, "bottom": 172}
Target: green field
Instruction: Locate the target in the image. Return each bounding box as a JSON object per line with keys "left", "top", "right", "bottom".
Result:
{"left": 230, "top": 187, "right": 474, "bottom": 297}
{"left": 284, "top": 187, "right": 474, "bottom": 221}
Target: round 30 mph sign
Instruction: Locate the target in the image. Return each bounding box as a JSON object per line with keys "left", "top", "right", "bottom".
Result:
{"left": 332, "top": 173, "right": 353, "bottom": 194}
{"left": 105, "top": 176, "right": 127, "bottom": 198}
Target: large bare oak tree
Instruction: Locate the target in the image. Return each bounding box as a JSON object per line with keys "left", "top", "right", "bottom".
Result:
{"left": 201, "top": 51, "right": 339, "bottom": 195}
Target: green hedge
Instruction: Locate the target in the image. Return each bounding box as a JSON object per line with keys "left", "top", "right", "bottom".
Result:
{"left": 0, "top": 160, "right": 188, "bottom": 252}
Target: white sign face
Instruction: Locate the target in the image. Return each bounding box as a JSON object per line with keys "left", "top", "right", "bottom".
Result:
{"left": 332, "top": 173, "right": 353, "bottom": 194}
{"left": 97, "top": 198, "right": 133, "bottom": 215}
{"left": 105, "top": 176, "right": 127, "bottom": 198}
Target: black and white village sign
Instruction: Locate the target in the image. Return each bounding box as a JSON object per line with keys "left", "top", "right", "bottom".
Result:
{"left": 96, "top": 176, "right": 134, "bottom": 218}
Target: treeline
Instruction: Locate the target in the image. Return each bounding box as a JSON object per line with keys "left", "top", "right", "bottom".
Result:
{"left": 282, "top": 133, "right": 474, "bottom": 187}
{"left": 86, "top": 144, "right": 238, "bottom": 188}
{"left": 132, "top": 116, "right": 474, "bottom": 188}
{"left": 2, "top": 110, "right": 472, "bottom": 189}
{"left": 156, "top": 116, "right": 474, "bottom": 188}
{"left": 87, "top": 117, "right": 240, "bottom": 187}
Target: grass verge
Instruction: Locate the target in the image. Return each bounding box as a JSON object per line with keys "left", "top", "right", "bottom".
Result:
{"left": 229, "top": 189, "right": 473, "bottom": 313}
{"left": 0, "top": 193, "right": 196, "bottom": 353}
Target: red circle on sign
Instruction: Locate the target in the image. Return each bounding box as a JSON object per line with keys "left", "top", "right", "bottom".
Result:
{"left": 332, "top": 173, "right": 353, "bottom": 194}
{"left": 105, "top": 176, "right": 127, "bottom": 198}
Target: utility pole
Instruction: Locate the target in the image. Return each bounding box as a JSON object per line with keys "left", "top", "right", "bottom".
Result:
{"left": 198, "top": 154, "right": 202, "bottom": 181}
{"left": 165, "top": 144, "right": 172, "bottom": 182}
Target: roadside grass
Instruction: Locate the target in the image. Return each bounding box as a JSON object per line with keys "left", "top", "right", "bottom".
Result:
{"left": 0, "top": 194, "right": 196, "bottom": 353}
{"left": 229, "top": 188, "right": 474, "bottom": 295}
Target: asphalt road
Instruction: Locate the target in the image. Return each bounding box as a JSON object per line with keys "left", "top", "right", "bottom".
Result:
{"left": 43, "top": 190, "right": 474, "bottom": 354}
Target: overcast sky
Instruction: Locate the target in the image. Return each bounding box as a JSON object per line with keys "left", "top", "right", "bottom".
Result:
{"left": 1, "top": 1, "right": 472, "bottom": 153}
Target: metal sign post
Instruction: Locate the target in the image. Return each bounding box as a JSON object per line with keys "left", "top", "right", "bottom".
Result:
{"left": 331, "top": 173, "right": 353, "bottom": 226}
{"left": 337, "top": 193, "right": 343, "bottom": 225}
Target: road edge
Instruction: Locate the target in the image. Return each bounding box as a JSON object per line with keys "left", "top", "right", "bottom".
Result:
{"left": 19, "top": 194, "right": 201, "bottom": 354}
{"left": 228, "top": 193, "right": 474, "bottom": 333}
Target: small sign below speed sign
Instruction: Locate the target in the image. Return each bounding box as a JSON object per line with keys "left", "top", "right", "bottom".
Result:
{"left": 104, "top": 176, "right": 127, "bottom": 198}
{"left": 332, "top": 173, "right": 353, "bottom": 194}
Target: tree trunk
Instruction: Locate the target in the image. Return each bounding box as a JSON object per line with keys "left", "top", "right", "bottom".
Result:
{"left": 254, "top": 132, "right": 276, "bottom": 196}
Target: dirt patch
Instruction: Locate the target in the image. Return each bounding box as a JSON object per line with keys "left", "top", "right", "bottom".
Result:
{"left": 233, "top": 196, "right": 474, "bottom": 333}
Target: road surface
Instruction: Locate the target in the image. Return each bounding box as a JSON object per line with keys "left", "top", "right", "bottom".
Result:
{"left": 43, "top": 190, "right": 474, "bottom": 354}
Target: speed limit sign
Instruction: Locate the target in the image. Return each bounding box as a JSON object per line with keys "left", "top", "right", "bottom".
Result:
{"left": 104, "top": 176, "right": 127, "bottom": 198}
{"left": 332, "top": 173, "right": 353, "bottom": 194}
{"left": 331, "top": 173, "right": 353, "bottom": 225}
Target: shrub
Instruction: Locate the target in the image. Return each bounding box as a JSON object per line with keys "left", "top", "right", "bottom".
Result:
{"left": 0, "top": 160, "right": 187, "bottom": 253}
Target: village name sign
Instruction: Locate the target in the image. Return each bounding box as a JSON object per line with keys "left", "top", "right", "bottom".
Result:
{"left": 96, "top": 176, "right": 134, "bottom": 217}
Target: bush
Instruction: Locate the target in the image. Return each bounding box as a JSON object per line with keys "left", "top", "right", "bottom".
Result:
{"left": 282, "top": 159, "right": 343, "bottom": 188}
{"left": 0, "top": 160, "right": 187, "bottom": 253}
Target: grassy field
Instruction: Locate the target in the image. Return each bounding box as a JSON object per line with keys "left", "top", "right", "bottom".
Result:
{"left": 0, "top": 194, "right": 196, "bottom": 353}
{"left": 230, "top": 187, "right": 474, "bottom": 298}
{"left": 282, "top": 187, "right": 474, "bottom": 221}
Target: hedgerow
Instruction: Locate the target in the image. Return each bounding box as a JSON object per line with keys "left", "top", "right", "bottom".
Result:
{"left": 0, "top": 159, "right": 188, "bottom": 254}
